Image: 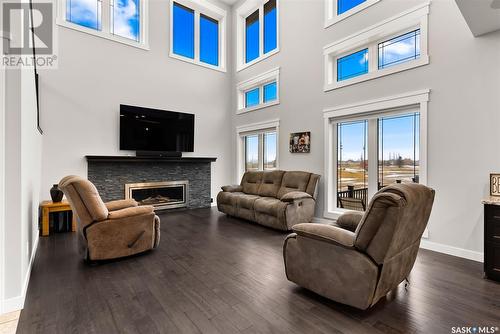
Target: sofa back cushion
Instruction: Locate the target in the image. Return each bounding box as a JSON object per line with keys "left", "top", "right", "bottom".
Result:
{"left": 258, "top": 171, "right": 285, "bottom": 198}
{"left": 277, "top": 171, "right": 311, "bottom": 199}
{"left": 241, "top": 171, "right": 263, "bottom": 195}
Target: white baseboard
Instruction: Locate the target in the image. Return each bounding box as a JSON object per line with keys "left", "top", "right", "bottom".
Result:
{"left": 2, "top": 235, "right": 39, "bottom": 314}
{"left": 311, "top": 216, "right": 483, "bottom": 263}
{"left": 420, "top": 239, "right": 483, "bottom": 263}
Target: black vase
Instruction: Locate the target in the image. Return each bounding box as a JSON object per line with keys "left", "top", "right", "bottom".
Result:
{"left": 50, "top": 184, "right": 64, "bottom": 203}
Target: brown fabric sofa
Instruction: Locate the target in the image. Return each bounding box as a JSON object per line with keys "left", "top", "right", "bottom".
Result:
{"left": 217, "top": 171, "right": 320, "bottom": 231}
{"left": 59, "top": 175, "right": 160, "bottom": 261}
{"left": 283, "top": 183, "right": 435, "bottom": 309}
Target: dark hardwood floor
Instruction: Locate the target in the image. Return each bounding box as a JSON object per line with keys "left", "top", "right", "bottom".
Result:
{"left": 17, "top": 208, "right": 500, "bottom": 334}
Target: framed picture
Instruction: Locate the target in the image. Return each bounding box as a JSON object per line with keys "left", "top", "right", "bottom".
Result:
{"left": 490, "top": 173, "right": 500, "bottom": 197}
{"left": 289, "top": 132, "right": 310, "bottom": 153}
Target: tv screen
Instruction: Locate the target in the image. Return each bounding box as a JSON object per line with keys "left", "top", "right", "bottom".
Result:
{"left": 120, "top": 105, "right": 194, "bottom": 152}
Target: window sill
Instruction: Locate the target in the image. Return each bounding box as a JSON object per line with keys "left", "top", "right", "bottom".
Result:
{"left": 237, "top": 100, "right": 279, "bottom": 115}
{"left": 56, "top": 20, "right": 150, "bottom": 50}
{"left": 324, "top": 56, "right": 429, "bottom": 91}
{"left": 169, "top": 52, "right": 227, "bottom": 73}
{"left": 237, "top": 48, "right": 279, "bottom": 72}
{"left": 324, "top": 0, "right": 380, "bottom": 29}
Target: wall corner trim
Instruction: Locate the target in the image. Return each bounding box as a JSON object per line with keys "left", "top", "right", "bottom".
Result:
{"left": 2, "top": 235, "right": 39, "bottom": 314}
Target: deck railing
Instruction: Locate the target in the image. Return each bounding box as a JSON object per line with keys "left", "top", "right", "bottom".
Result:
{"left": 337, "top": 186, "right": 368, "bottom": 208}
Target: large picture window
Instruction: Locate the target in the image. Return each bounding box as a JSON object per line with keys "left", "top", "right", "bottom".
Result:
{"left": 236, "top": 0, "right": 279, "bottom": 71}
{"left": 59, "top": 0, "right": 147, "bottom": 48}
{"left": 169, "top": 0, "right": 227, "bottom": 71}
{"left": 324, "top": 90, "right": 429, "bottom": 217}
{"left": 335, "top": 112, "right": 420, "bottom": 212}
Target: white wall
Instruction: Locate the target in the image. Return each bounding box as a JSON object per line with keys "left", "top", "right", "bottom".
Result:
{"left": 3, "top": 68, "right": 42, "bottom": 312}
{"left": 232, "top": 0, "right": 500, "bottom": 259}
{"left": 1, "top": 1, "right": 43, "bottom": 313}
{"left": 40, "top": 0, "right": 234, "bottom": 202}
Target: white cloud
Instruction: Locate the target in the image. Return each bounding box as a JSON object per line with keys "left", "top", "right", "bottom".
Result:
{"left": 68, "top": 0, "right": 101, "bottom": 28}
{"left": 112, "top": 0, "right": 139, "bottom": 40}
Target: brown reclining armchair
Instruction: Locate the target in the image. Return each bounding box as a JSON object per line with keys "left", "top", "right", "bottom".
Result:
{"left": 59, "top": 176, "right": 160, "bottom": 261}
{"left": 284, "top": 183, "right": 435, "bottom": 309}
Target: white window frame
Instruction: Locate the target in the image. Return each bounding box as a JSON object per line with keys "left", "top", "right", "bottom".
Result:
{"left": 323, "top": 89, "right": 429, "bottom": 219}
{"left": 323, "top": 2, "right": 430, "bottom": 91}
{"left": 169, "top": 0, "right": 227, "bottom": 72}
{"left": 325, "top": 0, "right": 380, "bottom": 29}
{"left": 57, "top": 0, "right": 149, "bottom": 50}
{"left": 236, "top": 0, "right": 279, "bottom": 72}
{"left": 237, "top": 67, "right": 280, "bottom": 114}
{"left": 236, "top": 119, "right": 280, "bottom": 181}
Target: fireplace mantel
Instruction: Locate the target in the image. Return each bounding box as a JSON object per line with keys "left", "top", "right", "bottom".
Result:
{"left": 85, "top": 155, "right": 217, "bottom": 163}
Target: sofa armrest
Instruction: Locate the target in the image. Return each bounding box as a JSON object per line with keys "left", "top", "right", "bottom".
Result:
{"left": 105, "top": 199, "right": 138, "bottom": 211}
{"left": 280, "top": 191, "right": 312, "bottom": 203}
{"left": 336, "top": 211, "right": 364, "bottom": 232}
{"left": 292, "top": 223, "right": 355, "bottom": 248}
{"left": 221, "top": 185, "right": 243, "bottom": 192}
{"left": 108, "top": 205, "right": 154, "bottom": 220}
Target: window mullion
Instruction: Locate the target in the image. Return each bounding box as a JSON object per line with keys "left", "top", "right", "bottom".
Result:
{"left": 259, "top": 133, "right": 264, "bottom": 170}
{"left": 368, "top": 44, "right": 377, "bottom": 73}
{"left": 101, "top": 0, "right": 111, "bottom": 33}
{"left": 258, "top": 5, "right": 264, "bottom": 57}
{"left": 194, "top": 11, "right": 200, "bottom": 62}
{"left": 367, "top": 119, "right": 378, "bottom": 201}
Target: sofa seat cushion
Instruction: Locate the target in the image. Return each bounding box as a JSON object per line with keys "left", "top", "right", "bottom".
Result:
{"left": 237, "top": 194, "right": 260, "bottom": 210}
{"left": 217, "top": 192, "right": 244, "bottom": 206}
{"left": 254, "top": 197, "right": 288, "bottom": 217}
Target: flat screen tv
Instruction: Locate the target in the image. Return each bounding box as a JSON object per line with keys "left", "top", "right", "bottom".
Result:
{"left": 120, "top": 105, "right": 194, "bottom": 153}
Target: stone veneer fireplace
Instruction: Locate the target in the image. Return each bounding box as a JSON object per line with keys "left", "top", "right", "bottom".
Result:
{"left": 86, "top": 156, "right": 216, "bottom": 209}
{"left": 125, "top": 180, "right": 188, "bottom": 210}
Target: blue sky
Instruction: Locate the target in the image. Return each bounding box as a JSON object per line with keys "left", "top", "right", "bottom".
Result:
{"left": 338, "top": 29, "right": 420, "bottom": 81}
{"left": 67, "top": 0, "right": 139, "bottom": 40}
{"left": 246, "top": 0, "right": 277, "bottom": 63}
{"left": 339, "top": 114, "right": 419, "bottom": 161}
{"left": 338, "top": 0, "right": 366, "bottom": 15}
{"left": 246, "top": 133, "right": 277, "bottom": 166}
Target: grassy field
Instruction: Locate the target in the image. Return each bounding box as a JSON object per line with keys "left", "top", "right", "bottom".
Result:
{"left": 338, "top": 162, "right": 418, "bottom": 191}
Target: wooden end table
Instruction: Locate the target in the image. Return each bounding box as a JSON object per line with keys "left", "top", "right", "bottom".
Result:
{"left": 40, "top": 200, "right": 77, "bottom": 237}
